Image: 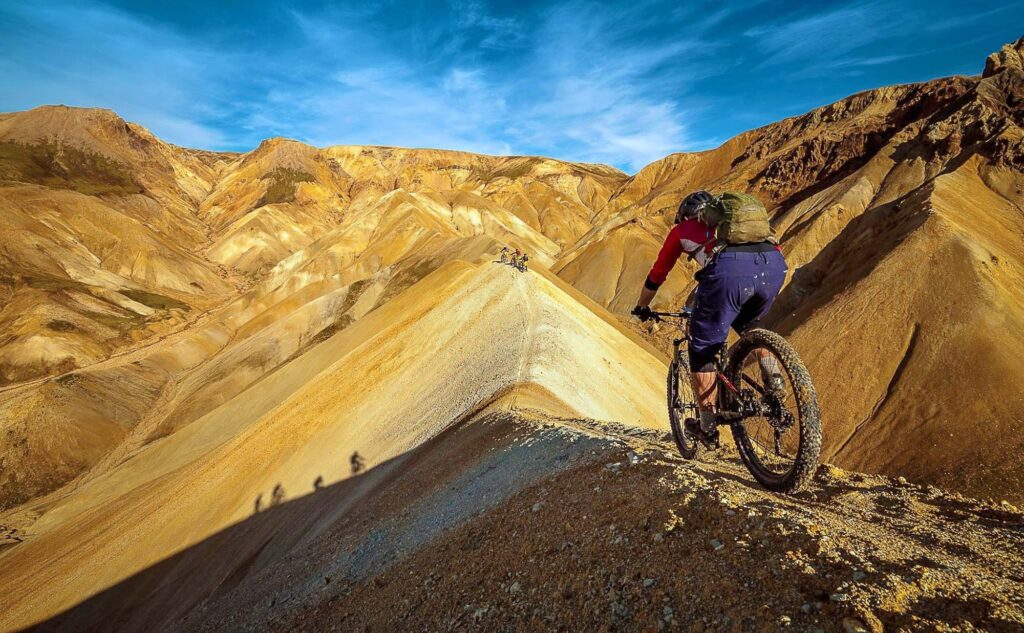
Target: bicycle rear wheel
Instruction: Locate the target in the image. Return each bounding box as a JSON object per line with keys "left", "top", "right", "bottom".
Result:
{"left": 667, "top": 349, "right": 702, "bottom": 460}
{"left": 727, "top": 329, "right": 821, "bottom": 493}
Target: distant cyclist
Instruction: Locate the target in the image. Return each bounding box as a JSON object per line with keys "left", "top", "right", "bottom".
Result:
{"left": 519, "top": 252, "right": 529, "bottom": 272}
{"left": 350, "top": 451, "right": 365, "bottom": 475}
{"left": 632, "top": 191, "right": 788, "bottom": 441}
{"left": 499, "top": 246, "right": 510, "bottom": 264}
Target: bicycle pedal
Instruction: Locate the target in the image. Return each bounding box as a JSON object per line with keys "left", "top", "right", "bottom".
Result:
{"left": 706, "top": 430, "right": 721, "bottom": 449}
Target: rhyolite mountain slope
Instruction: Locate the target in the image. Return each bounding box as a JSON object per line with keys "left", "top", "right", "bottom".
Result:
{"left": 0, "top": 108, "right": 627, "bottom": 508}
{"left": 0, "top": 35, "right": 1022, "bottom": 633}
{"left": 1, "top": 260, "right": 1022, "bottom": 633}
{"left": 0, "top": 106, "right": 624, "bottom": 386}
{"left": 0, "top": 36, "right": 1020, "bottom": 530}
{"left": 556, "top": 36, "right": 1024, "bottom": 501}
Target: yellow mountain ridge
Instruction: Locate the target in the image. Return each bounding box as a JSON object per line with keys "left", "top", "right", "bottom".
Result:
{"left": 0, "top": 35, "right": 1023, "bottom": 633}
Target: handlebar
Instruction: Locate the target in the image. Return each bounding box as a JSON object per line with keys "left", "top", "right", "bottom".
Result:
{"left": 649, "top": 308, "right": 694, "bottom": 321}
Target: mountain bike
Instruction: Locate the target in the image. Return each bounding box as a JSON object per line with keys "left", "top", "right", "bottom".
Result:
{"left": 652, "top": 308, "right": 821, "bottom": 493}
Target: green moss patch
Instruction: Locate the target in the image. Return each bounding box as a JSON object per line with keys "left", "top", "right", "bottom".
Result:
{"left": 45, "top": 319, "right": 78, "bottom": 332}
{"left": 0, "top": 142, "right": 144, "bottom": 196}
{"left": 120, "top": 289, "right": 190, "bottom": 311}
{"left": 81, "top": 310, "right": 145, "bottom": 330}
{"left": 258, "top": 167, "right": 314, "bottom": 206}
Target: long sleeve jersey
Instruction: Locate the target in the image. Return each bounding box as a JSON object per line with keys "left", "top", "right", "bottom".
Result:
{"left": 644, "top": 219, "right": 716, "bottom": 290}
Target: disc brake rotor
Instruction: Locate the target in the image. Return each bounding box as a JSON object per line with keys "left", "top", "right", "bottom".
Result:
{"left": 762, "top": 390, "right": 795, "bottom": 433}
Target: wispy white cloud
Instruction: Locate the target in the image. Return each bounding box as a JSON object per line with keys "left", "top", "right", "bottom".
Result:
{"left": 507, "top": 2, "right": 705, "bottom": 167}
{"left": 243, "top": 0, "right": 717, "bottom": 169}
{"left": 744, "top": 2, "right": 895, "bottom": 69}
{"left": 744, "top": 0, "right": 1022, "bottom": 76}
{"left": 294, "top": 64, "right": 514, "bottom": 156}
{"left": 0, "top": 0, "right": 236, "bottom": 148}
{"left": 449, "top": 0, "right": 526, "bottom": 50}
{"left": 0, "top": 0, "right": 718, "bottom": 169}
{"left": 923, "top": 2, "right": 1024, "bottom": 33}
{"left": 3, "top": 0, "right": 1019, "bottom": 171}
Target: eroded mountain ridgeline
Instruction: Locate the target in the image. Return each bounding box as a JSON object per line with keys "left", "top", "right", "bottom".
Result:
{"left": 0, "top": 36, "right": 1022, "bottom": 632}
{"left": 0, "top": 260, "right": 672, "bottom": 630}
{"left": 1, "top": 38, "right": 1023, "bottom": 511}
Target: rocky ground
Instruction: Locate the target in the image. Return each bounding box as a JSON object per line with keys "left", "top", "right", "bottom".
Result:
{"left": 174, "top": 413, "right": 1024, "bottom": 633}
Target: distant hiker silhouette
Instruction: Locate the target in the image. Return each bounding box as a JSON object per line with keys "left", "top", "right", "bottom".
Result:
{"left": 270, "top": 483, "right": 286, "bottom": 506}
{"left": 313, "top": 475, "right": 324, "bottom": 490}
{"left": 350, "top": 451, "right": 365, "bottom": 475}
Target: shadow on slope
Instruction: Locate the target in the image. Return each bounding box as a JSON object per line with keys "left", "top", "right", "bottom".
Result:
{"left": 36, "top": 415, "right": 1024, "bottom": 633}
{"left": 20, "top": 410, "right": 1024, "bottom": 632}
{"left": 26, "top": 406, "right": 613, "bottom": 633}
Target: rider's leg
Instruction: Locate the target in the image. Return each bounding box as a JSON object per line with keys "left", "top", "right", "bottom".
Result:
{"left": 754, "top": 350, "right": 784, "bottom": 390}
{"left": 692, "top": 370, "right": 718, "bottom": 431}
{"left": 738, "top": 297, "right": 780, "bottom": 383}
{"left": 731, "top": 251, "right": 788, "bottom": 391}
{"left": 688, "top": 269, "right": 737, "bottom": 434}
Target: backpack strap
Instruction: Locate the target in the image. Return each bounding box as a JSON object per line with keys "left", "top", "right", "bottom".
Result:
{"left": 708, "top": 240, "right": 728, "bottom": 259}
{"left": 685, "top": 236, "right": 717, "bottom": 262}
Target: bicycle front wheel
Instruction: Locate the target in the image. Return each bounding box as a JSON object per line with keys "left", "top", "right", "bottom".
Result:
{"left": 667, "top": 348, "right": 702, "bottom": 460}
{"left": 727, "top": 329, "right": 821, "bottom": 493}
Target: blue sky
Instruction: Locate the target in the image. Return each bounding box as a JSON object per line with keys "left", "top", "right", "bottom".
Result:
{"left": 1, "top": 1, "right": 1021, "bottom": 171}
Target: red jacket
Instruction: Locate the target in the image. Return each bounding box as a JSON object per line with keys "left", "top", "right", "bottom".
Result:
{"left": 645, "top": 219, "right": 716, "bottom": 289}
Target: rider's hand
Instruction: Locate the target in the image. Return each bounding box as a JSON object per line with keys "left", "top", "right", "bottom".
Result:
{"left": 631, "top": 305, "right": 656, "bottom": 322}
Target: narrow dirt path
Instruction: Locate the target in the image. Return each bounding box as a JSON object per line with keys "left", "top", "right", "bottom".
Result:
{"left": 278, "top": 412, "right": 1024, "bottom": 633}
{"left": 508, "top": 266, "right": 540, "bottom": 412}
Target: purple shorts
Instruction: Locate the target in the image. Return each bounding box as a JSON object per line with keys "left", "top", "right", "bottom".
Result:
{"left": 688, "top": 249, "right": 787, "bottom": 372}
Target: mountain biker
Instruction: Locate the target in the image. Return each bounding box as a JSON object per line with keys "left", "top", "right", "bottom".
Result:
{"left": 631, "top": 190, "right": 788, "bottom": 441}
{"left": 500, "top": 246, "right": 510, "bottom": 263}
{"left": 350, "top": 451, "right": 365, "bottom": 475}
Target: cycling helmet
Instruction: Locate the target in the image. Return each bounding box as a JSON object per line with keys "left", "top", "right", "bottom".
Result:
{"left": 676, "top": 190, "right": 713, "bottom": 223}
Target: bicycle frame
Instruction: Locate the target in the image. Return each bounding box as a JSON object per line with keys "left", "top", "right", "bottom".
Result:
{"left": 653, "top": 310, "right": 743, "bottom": 403}
{"left": 651, "top": 309, "right": 822, "bottom": 493}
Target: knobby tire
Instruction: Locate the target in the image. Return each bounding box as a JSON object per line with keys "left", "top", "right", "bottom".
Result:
{"left": 727, "top": 329, "right": 821, "bottom": 493}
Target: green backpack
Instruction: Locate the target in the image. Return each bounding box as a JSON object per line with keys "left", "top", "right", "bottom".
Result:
{"left": 698, "top": 191, "right": 777, "bottom": 246}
